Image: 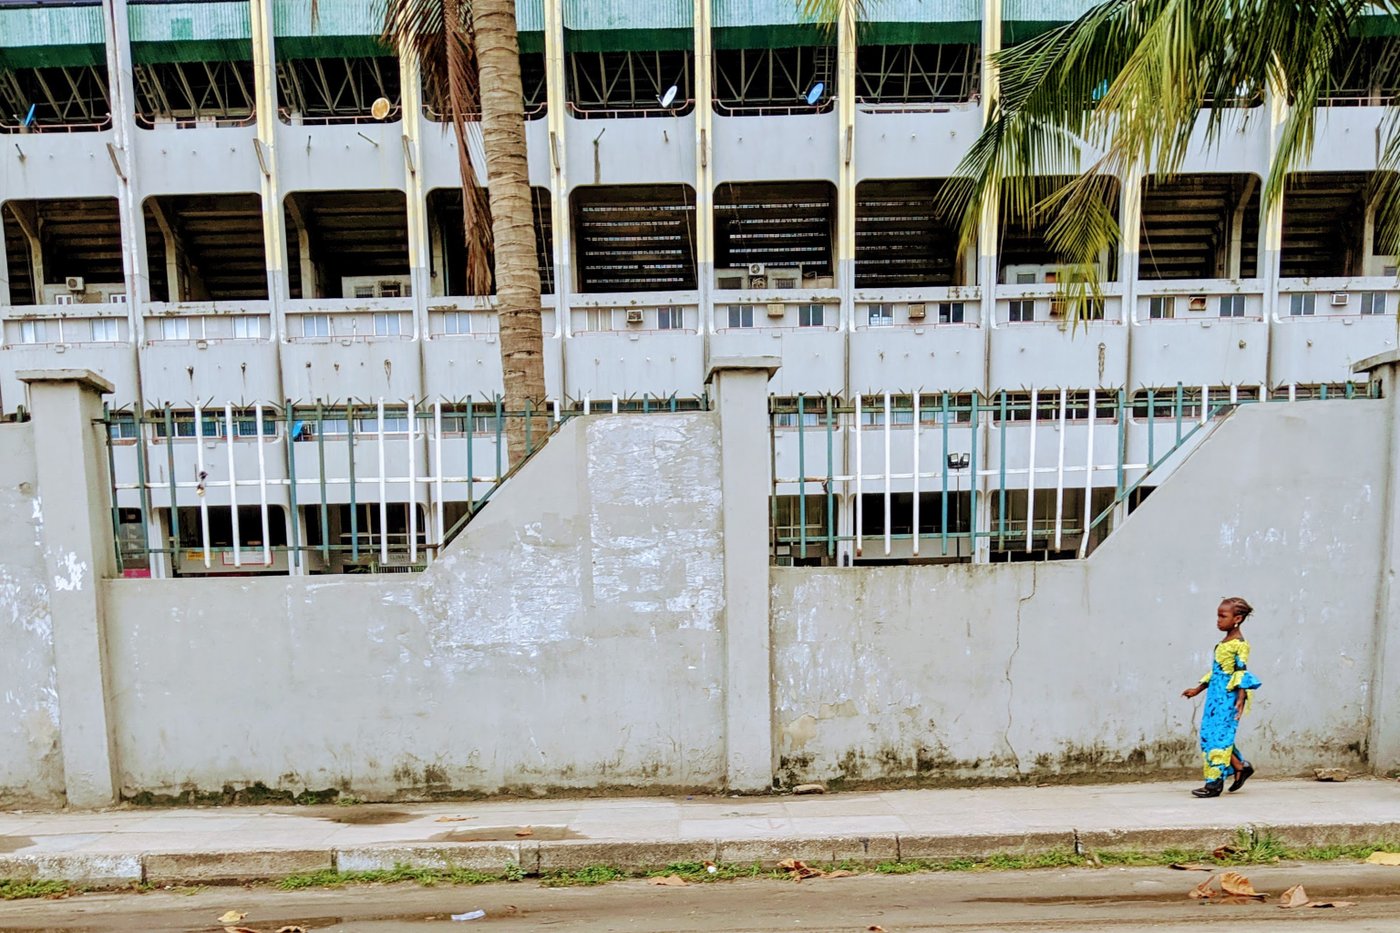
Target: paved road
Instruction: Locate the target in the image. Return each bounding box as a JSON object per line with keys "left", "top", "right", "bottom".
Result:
{"left": 2, "top": 863, "right": 1398, "bottom": 932}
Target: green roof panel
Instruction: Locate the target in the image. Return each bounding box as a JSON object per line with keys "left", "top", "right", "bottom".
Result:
{"left": 128, "top": 2, "right": 252, "bottom": 64}
{"left": 0, "top": 5, "right": 106, "bottom": 69}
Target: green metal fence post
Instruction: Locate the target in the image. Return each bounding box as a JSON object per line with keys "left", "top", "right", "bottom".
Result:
{"left": 797, "top": 395, "right": 807, "bottom": 558}
{"left": 825, "top": 394, "right": 835, "bottom": 559}
{"left": 285, "top": 402, "right": 301, "bottom": 572}
{"left": 132, "top": 406, "right": 152, "bottom": 566}
{"left": 162, "top": 405, "right": 180, "bottom": 563}
{"left": 940, "top": 392, "right": 950, "bottom": 556}
{"left": 315, "top": 403, "right": 329, "bottom": 561}
{"left": 997, "top": 391, "right": 1007, "bottom": 550}
{"left": 103, "top": 404, "right": 123, "bottom": 570}
{"left": 347, "top": 403, "right": 359, "bottom": 562}
{"left": 969, "top": 393, "right": 979, "bottom": 557}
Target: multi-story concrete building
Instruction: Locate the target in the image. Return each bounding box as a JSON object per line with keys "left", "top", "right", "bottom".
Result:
{"left": 1, "top": 0, "right": 1395, "bottom": 575}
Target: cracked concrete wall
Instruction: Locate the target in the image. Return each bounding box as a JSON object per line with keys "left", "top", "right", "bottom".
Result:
{"left": 773, "top": 401, "right": 1387, "bottom": 784}
{"left": 0, "top": 422, "right": 65, "bottom": 806}
{"left": 101, "top": 414, "right": 729, "bottom": 799}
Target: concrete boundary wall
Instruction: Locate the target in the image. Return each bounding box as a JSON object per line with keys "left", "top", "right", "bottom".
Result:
{"left": 773, "top": 400, "right": 1387, "bottom": 785}
{"left": 2, "top": 362, "right": 1399, "bottom": 808}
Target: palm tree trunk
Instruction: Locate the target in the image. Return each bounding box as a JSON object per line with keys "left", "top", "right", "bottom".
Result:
{"left": 473, "top": 0, "right": 547, "bottom": 464}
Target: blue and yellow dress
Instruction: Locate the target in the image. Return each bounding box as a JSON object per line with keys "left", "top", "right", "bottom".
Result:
{"left": 1199, "top": 639, "right": 1262, "bottom": 782}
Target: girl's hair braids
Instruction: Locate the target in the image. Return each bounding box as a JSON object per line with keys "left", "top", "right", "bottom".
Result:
{"left": 1221, "top": 596, "right": 1254, "bottom": 622}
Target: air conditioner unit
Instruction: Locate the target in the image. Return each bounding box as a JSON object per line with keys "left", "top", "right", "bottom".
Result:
{"left": 748, "top": 275, "right": 768, "bottom": 289}
{"left": 54, "top": 294, "right": 75, "bottom": 306}
{"left": 907, "top": 303, "right": 927, "bottom": 321}
{"left": 1330, "top": 292, "right": 1349, "bottom": 307}
{"left": 766, "top": 302, "right": 786, "bottom": 318}
{"left": 624, "top": 309, "right": 644, "bottom": 325}
{"left": 716, "top": 273, "right": 745, "bottom": 290}
{"left": 64, "top": 276, "right": 84, "bottom": 292}
{"left": 770, "top": 271, "right": 800, "bottom": 290}
{"left": 1187, "top": 295, "right": 1208, "bottom": 312}
{"left": 109, "top": 293, "right": 128, "bottom": 304}
{"left": 747, "top": 262, "right": 766, "bottom": 276}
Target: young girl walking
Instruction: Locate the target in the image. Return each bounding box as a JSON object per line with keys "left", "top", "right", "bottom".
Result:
{"left": 1180, "top": 597, "right": 1262, "bottom": 798}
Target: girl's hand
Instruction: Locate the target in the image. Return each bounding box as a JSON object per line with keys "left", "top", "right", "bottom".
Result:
{"left": 1182, "top": 685, "right": 1203, "bottom": 699}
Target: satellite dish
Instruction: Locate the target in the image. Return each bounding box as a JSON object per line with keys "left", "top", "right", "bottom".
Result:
{"left": 659, "top": 85, "right": 679, "bottom": 108}
{"left": 805, "top": 82, "right": 825, "bottom": 106}
{"left": 371, "top": 97, "right": 391, "bottom": 120}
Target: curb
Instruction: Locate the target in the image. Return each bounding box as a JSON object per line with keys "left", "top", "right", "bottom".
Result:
{"left": 4, "top": 822, "right": 1399, "bottom": 887}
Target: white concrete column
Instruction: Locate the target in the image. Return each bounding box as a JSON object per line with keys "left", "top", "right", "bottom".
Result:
{"left": 543, "top": 0, "right": 570, "bottom": 341}
{"left": 1355, "top": 350, "right": 1400, "bottom": 775}
{"left": 836, "top": 1, "right": 857, "bottom": 333}
{"left": 707, "top": 355, "right": 780, "bottom": 791}
{"left": 1120, "top": 164, "right": 1144, "bottom": 395}
{"left": 102, "top": 0, "right": 151, "bottom": 402}
{"left": 18, "top": 369, "right": 120, "bottom": 808}
{"left": 400, "top": 47, "right": 432, "bottom": 347}
{"left": 1261, "top": 79, "right": 1287, "bottom": 387}
{"left": 251, "top": 0, "right": 288, "bottom": 331}
{"left": 695, "top": 0, "right": 715, "bottom": 337}
{"left": 977, "top": 0, "right": 1002, "bottom": 362}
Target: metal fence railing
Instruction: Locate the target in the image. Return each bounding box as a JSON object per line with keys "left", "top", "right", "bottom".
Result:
{"left": 769, "top": 381, "right": 1378, "bottom": 565}
{"left": 102, "top": 393, "right": 707, "bottom": 578}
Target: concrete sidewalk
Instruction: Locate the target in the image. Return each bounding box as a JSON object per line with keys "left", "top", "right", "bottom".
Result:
{"left": 2, "top": 779, "right": 1398, "bottom": 887}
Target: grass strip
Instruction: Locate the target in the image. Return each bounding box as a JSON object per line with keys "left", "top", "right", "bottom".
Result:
{"left": 2, "top": 834, "right": 1396, "bottom": 900}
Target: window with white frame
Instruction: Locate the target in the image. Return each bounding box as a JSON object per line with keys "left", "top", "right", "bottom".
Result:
{"left": 89, "top": 318, "right": 120, "bottom": 342}
{"left": 1148, "top": 296, "right": 1175, "bottom": 319}
{"left": 232, "top": 316, "right": 265, "bottom": 340}
{"left": 1289, "top": 293, "right": 1316, "bottom": 316}
{"left": 797, "top": 304, "right": 825, "bottom": 327}
{"left": 938, "top": 302, "right": 965, "bottom": 324}
{"left": 867, "top": 303, "right": 893, "bottom": 327}
{"left": 1007, "top": 299, "right": 1034, "bottom": 323}
{"left": 1361, "top": 291, "right": 1387, "bottom": 316}
{"left": 579, "top": 308, "right": 612, "bottom": 332}
{"left": 161, "top": 317, "right": 191, "bottom": 340}
{"left": 443, "top": 311, "right": 471, "bottom": 335}
{"left": 1219, "top": 295, "right": 1246, "bottom": 318}
{"left": 374, "top": 312, "right": 404, "bottom": 337}
{"left": 727, "top": 305, "right": 755, "bottom": 328}
{"left": 301, "top": 314, "right": 330, "bottom": 338}
{"left": 19, "top": 320, "right": 47, "bottom": 344}
{"left": 657, "top": 306, "right": 684, "bottom": 330}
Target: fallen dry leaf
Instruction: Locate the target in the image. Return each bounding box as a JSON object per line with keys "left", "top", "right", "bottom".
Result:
{"left": 1366, "top": 851, "right": 1400, "bottom": 866}
{"left": 648, "top": 875, "right": 690, "bottom": 887}
{"left": 1170, "top": 862, "right": 1214, "bottom": 871}
{"left": 827, "top": 869, "right": 857, "bottom": 878}
{"left": 217, "top": 912, "right": 247, "bottom": 924}
{"left": 514, "top": 827, "right": 534, "bottom": 838}
{"left": 1220, "top": 870, "right": 1266, "bottom": 898}
{"left": 1212, "top": 843, "right": 1245, "bottom": 860}
{"left": 1188, "top": 876, "right": 1217, "bottom": 899}
{"left": 868, "top": 927, "right": 887, "bottom": 932}
{"left": 777, "top": 858, "right": 824, "bottom": 880}
{"left": 1279, "top": 884, "right": 1310, "bottom": 909}
{"left": 434, "top": 815, "right": 476, "bottom": 823}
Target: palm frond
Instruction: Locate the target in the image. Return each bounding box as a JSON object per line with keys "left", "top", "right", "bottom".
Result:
{"left": 382, "top": 0, "right": 494, "bottom": 294}
{"left": 942, "top": 0, "right": 1400, "bottom": 322}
